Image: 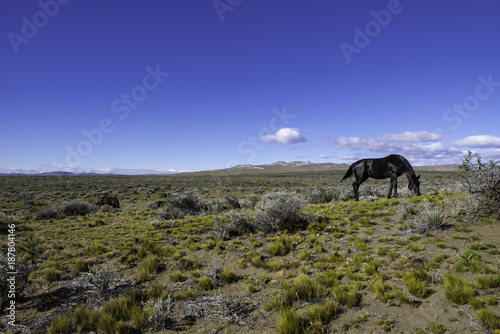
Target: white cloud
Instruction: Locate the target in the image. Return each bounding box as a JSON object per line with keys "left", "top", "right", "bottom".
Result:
{"left": 336, "top": 131, "right": 444, "bottom": 151}
{"left": 401, "top": 142, "right": 462, "bottom": 159}
{"left": 339, "top": 154, "right": 361, "bottom": 161}
{"left": 260, "top": 128, "right": 307, "bottom": 146}
{"left": 453, "top": 135, "right": 500, "bottom": 148}
{"left": 379, "top": 131, "right": 444, "bottom": 143}
{"left": 481, "top": 148, "right": 500, "bottom": 160}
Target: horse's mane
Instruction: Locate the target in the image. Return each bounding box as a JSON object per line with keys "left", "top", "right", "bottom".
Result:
{"left": 397, "top": 155, "right": 416, "bottom": 177}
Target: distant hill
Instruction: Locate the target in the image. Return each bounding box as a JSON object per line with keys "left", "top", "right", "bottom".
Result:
{"left": 229, "top": 161, "right": 349, "bottom": 171}
{"left": 40, "top": 171, "right": 75, "bottom": 175}
{"left": 0, "top": 162, "right": 459, "bottom": 176}
{"left": 194, "top": 161, "right": 459, "bottom": 176}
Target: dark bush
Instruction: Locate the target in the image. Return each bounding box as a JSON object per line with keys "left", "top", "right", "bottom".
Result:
{"left": 166, "top": 189, "right": 206, "bottom": 217}
{"left": 213, "top": 209, "right": 253, "bottom": 240}
{"left": 59, "top": 201, "right": 96, "bottom": 216}
{"left": 307, "top": 187, "right": 339, "bottom": 204}
{"left": 35, "top": 206, "right": 58, "bottom": 220}
{"left": 253, "top": 191, "right": 306, "bottom": 232}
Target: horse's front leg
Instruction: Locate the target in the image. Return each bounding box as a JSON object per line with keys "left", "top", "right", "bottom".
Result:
{"left": 388, "top": 175, "right": 398, "bottom": 198}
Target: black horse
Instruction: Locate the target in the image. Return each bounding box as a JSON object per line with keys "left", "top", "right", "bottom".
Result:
{"left": 341, "top": 154, "right": 421, "bottom": 201}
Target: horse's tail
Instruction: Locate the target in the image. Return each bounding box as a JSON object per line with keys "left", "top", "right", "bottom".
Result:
{"left": 341, "top": 164, "right": 354, "bottom": 181}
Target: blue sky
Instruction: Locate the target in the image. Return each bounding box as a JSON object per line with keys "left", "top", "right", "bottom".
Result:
{"left": 2, "top": 0, "right": 500, "bottom": 174}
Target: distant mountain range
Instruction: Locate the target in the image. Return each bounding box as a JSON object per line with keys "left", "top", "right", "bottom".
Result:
{"left": 227, "top": 161, "right": 349, "bottom": 171}
{"left": 0, "top": 161, "right": 459, "bottom": 176}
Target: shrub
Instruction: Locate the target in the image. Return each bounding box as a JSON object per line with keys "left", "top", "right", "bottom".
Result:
{"left": 58, "top": 200, "right": 96, "bottom": 216}
{"left": 148, "top": 296, "right": 175, "bottom": 330}
{"left": 213, "top": 209, "right": 252, "bottom": 240}
{"left": 35, "top": 206, "right": 58, "bottom": 220}
{"left": 253, "top": 191, "right": 306, "bottom": 232}
{"left": 87, "top": 265, "right": 117, "bottom": 291}
{"left": 460, "top": 151, "right": 500, "bottom": 217}
{"left": 209, "top": 195, "right": 241, "bottom": 212}
{"left": 307, "top": 187, "right": 339, "bottom": 204}
{"left": 166, "top": 189, "right": 206, "bottom": 217}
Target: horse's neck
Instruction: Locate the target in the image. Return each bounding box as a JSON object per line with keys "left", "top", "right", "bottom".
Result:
{"left": 404, "top": 168, "right": 416, "bottom": 180}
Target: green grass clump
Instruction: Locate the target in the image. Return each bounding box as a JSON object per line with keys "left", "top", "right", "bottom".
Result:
{"left": 299, "top": 250, "right": 311, "bottom": 260}
{"left": 435, "top": 242, "right": 449, "bottom": 249}
{"left": 221, "top": 268, "right": 238, "bottom": 284}
{"left": 317, "top": 270, "right": 340, "bottom": 288}
{"left": 140, "top": 254, "right": 158, "bottom": 274}
{"left": 425, "top": 209, "right": 445, "bottom": 229}
{"left": 455, "top": 250, "right": 495, "bottom": 274}
{"left": 74, "top": 259, "right": 88, "bottom": 276}
{"left": 169, "top": 270, "right": 186, "bottom": 282}
{"left": 427, "top": 321, "right": 447, "bottom": 334}
{"left": 277, "top": 308, "right": 306, "bottom": 334}
{"left": 268, "top": 235, "right": 294, "bottom": 256}
{"left": 45, "top": 267, "right": 61, "bottom": 282}
{"left": 352, "top": 237, "right": 369, "bottom": 251}
{"left": 363, "top": 261, "right": 379, "bottom": 276}
{"left": 281, "top": 275, "right": 328, "bottom": 306}
{"left": 306, "top": 300, "right": 339, "bottom": 333}
{"left": 404, "top": 274, "right": 430, "bottom": 298}
{"left": 406, "top": 243, "right": 424, "bottom": 252}
{"left": 474, "top": 275, "right": 500, "bottom": 289}
{"left": 369, "top": 279, "right": 392, "bottom": 303}
{"left": 376, "top": 246, "right": 387, "bottom": 256}
{"left": 242, "top": 250, "right": 268, "bottom": 269}
{"left": 72, "top": 304, "right": 100, "bottom": 333}
{"left": 475, "top": 308, "right": 500, "bottom": 330}
{"left": 333, "top": 284, "right": 359, "bottom": 307}
{"left": 47, "top": 315, "right": 73, "bottom": 334}
{"left": 443, "top": 274, "right": 475, "bottom": 304}
{"left": 198, "top": 275, "right": 214, "bottom": 290}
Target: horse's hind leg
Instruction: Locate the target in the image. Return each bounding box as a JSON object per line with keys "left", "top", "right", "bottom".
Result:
{"left": 352, "top": 181, "right": 359, "bottom": 201}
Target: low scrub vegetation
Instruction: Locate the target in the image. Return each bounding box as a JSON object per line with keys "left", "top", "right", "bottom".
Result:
{"left": 1, "top": 159, "right": 499, "bottom": 333}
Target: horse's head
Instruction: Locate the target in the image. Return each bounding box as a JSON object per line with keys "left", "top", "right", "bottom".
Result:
{"left": 408, "top": 174, "right": 421, "bottom": 196}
